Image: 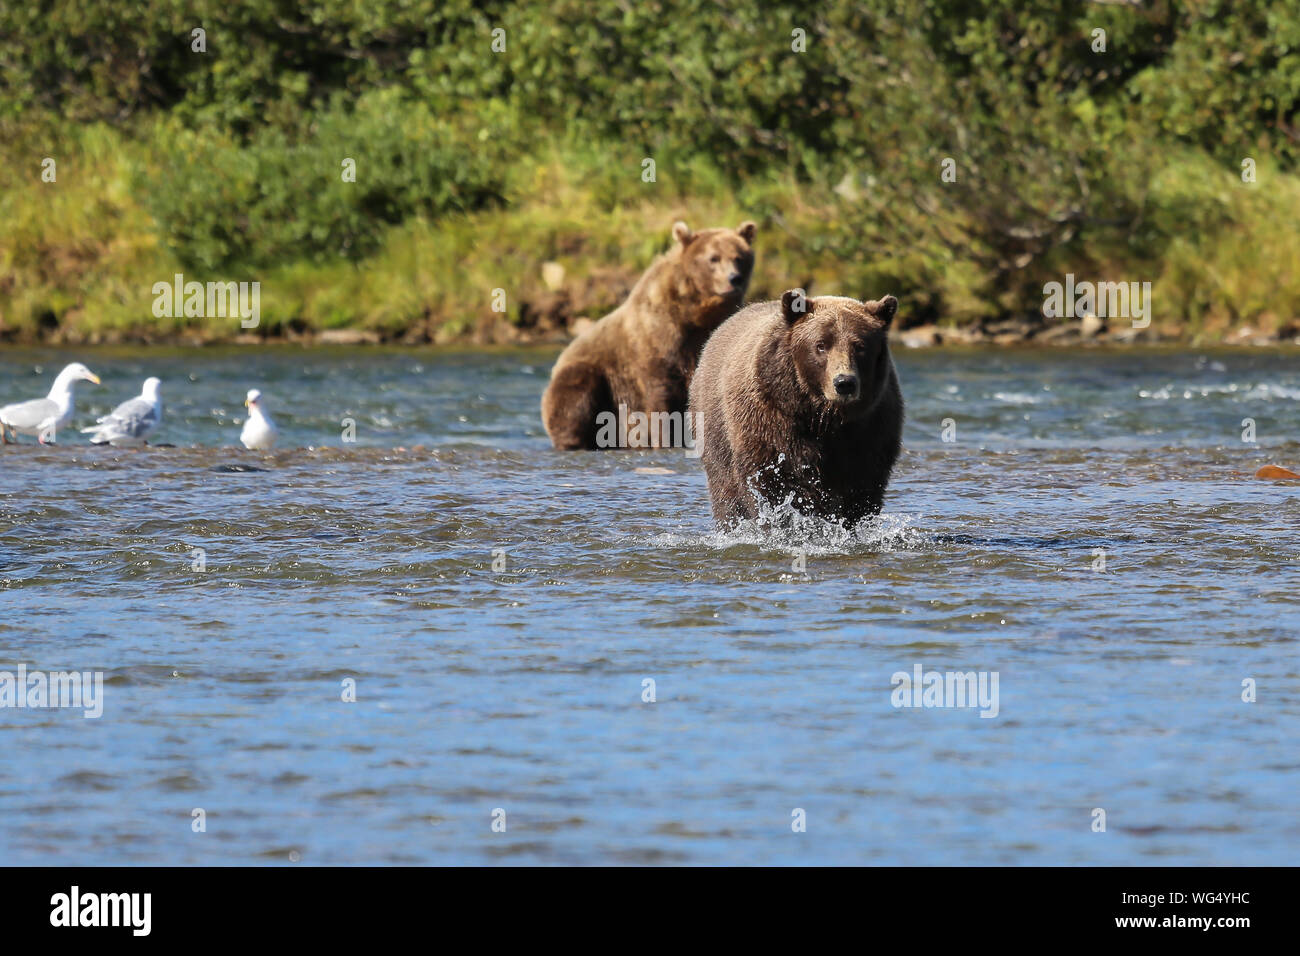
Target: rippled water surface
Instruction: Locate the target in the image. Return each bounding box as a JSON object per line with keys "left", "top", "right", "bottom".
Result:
{"left": 2, "top": 345, "right": 1298, "bottom": 865}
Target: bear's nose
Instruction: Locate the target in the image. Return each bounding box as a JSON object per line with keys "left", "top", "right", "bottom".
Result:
{"left": 833, "top": 374, "right": 858, "bottom": 396}
{"left": 728, "top": 271, "right": 744, "bottom": 287}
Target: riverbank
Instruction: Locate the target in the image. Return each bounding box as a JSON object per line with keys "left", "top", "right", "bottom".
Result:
{"left": 6, "top": 121, "right": 1300, "bottom": 351}
{"left": 6, "top": 307, "right": 1297, "bottom": 350}
{"left": 8, "top": 3, "right": 1300, "bottom": 354}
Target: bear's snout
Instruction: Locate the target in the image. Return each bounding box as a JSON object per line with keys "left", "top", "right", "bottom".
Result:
{"left": 833, "top": 373, "right": 859, "bottom": 399}
{"left": 728, "top": 270, "right": 745, "bottom": 288}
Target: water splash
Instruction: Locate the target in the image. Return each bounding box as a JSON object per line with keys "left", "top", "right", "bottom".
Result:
{"left": 654, "top": 496, "right": 929, "bottom": 556}
{"left": 652, "top": 452, "right": 931, "bottom": 554}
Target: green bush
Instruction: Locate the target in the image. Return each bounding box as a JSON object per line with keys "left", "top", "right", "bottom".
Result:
{"left": 136, "top": 90, "right": 505, "bottom": 271}
{"left": 3, "top": 0, "right": 1299, "bottom": 337}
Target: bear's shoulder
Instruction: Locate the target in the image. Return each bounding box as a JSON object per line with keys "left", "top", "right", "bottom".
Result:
{"left": 710, "top": 298, "right": 782, "bottom": 342}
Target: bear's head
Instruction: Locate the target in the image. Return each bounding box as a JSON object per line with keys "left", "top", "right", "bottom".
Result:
{"left": 781, "top": 290, "right": 898, "bottom": 415}
{"left": 671, "top": 220, "right": 757, "bottom": 305}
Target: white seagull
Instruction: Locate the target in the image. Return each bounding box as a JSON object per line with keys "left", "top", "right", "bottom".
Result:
{"left": 0, "top": 362, "right": 101, "bottom": 444}
{"left": 82, "top": 377, "right": 163, "bottom": 446}
{"left": 240, "top": 389, "right": 278, "bottom": 450}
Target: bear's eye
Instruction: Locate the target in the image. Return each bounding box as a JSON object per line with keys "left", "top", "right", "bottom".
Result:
{"left": 710, "top": 255, "right": 721, "bottom": 263}
{"left": 815, "top": 341, "right": 828, "bottom": 354}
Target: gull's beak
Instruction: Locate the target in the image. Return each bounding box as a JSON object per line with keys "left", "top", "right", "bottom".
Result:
{"left": 244, "top": 398, "right": 250, "bottom": 408}
{"left": 87, "top": 373, "right": 101, "bottom": 385}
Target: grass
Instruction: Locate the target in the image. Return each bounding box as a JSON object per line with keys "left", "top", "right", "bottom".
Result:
{"left": 2, "top": 118, "right": 1299, "bottom": 345}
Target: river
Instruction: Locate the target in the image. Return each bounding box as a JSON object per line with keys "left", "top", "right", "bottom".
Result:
{"left": 1, "top": 345, "right": 1297, "bottom": 864}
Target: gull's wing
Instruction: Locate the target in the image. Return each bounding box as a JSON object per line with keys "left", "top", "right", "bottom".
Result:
{"left": 0, "top": 397, "right": 60, "bottom": 430}
{"left": 83, "top": 398, "right": 159, "bottom": 440}
{"left": 106, "top": 397, "right": 159, "bottom": 438}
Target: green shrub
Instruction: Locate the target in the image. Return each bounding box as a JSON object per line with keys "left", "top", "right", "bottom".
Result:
{"left": 136, "top": 91, "right": 505, "bottom": 271}
{"left": 3, "top": 0, "right": 1299, "bottom": 339}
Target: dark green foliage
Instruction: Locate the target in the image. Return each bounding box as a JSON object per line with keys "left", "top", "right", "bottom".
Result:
{"left": 137, "top": 91, "right": 504, "bottom": 270}
{"left": 3, "top": 0, "right": 1294, "bottom": 318}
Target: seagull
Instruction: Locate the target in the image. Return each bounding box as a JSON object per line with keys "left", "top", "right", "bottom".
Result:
{"left": 0, "top": 362, "right": 101, "bottom": 444}
{"left": 240, "top": 389, "right": 278, "bottom": 450}
{"left": 81, "top": 377, "right": 162, "bottom": 446}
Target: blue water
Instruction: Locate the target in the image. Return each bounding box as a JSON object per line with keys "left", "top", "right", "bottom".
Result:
{"left": 1, "top": 345, "right": 1298, "bottom": 864}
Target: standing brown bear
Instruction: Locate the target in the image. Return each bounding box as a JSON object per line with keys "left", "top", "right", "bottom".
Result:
{"left": 541, "top": 220, "right": 757, "bottom": 450}
{"left": 689, "top": 290, "right": 904, "bottom": 528}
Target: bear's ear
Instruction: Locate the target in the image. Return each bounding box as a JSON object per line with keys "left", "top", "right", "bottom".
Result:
{"left": 866, "top": 294, "right": 898, "bottom": 327}
{"left": 737, "top": 221, "right": 757, "bottom": 244}
{"left": 672, "top": 221, "right": 694, "bottom": 245}
{"left": 781, "top": 289, "right": 810, "bottom": 323}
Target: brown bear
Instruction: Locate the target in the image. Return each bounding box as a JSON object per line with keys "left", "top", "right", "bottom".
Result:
{"left": 541, "top": 220, "right": 757, "bottom": 450}
{"left": 689, "top": 290, "right": 904, "bottom": 527}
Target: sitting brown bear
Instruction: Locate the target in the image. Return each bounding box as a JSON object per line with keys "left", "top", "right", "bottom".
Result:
{"left": 689, "top": 290, "right": 904, "bottom": 527}
{"left": 541, "top": 220, "right": 757, "bottom": 450}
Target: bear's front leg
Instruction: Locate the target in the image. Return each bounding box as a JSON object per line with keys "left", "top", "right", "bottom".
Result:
{"left": 542, "top": 362, "right": 614, "bottom": 450}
